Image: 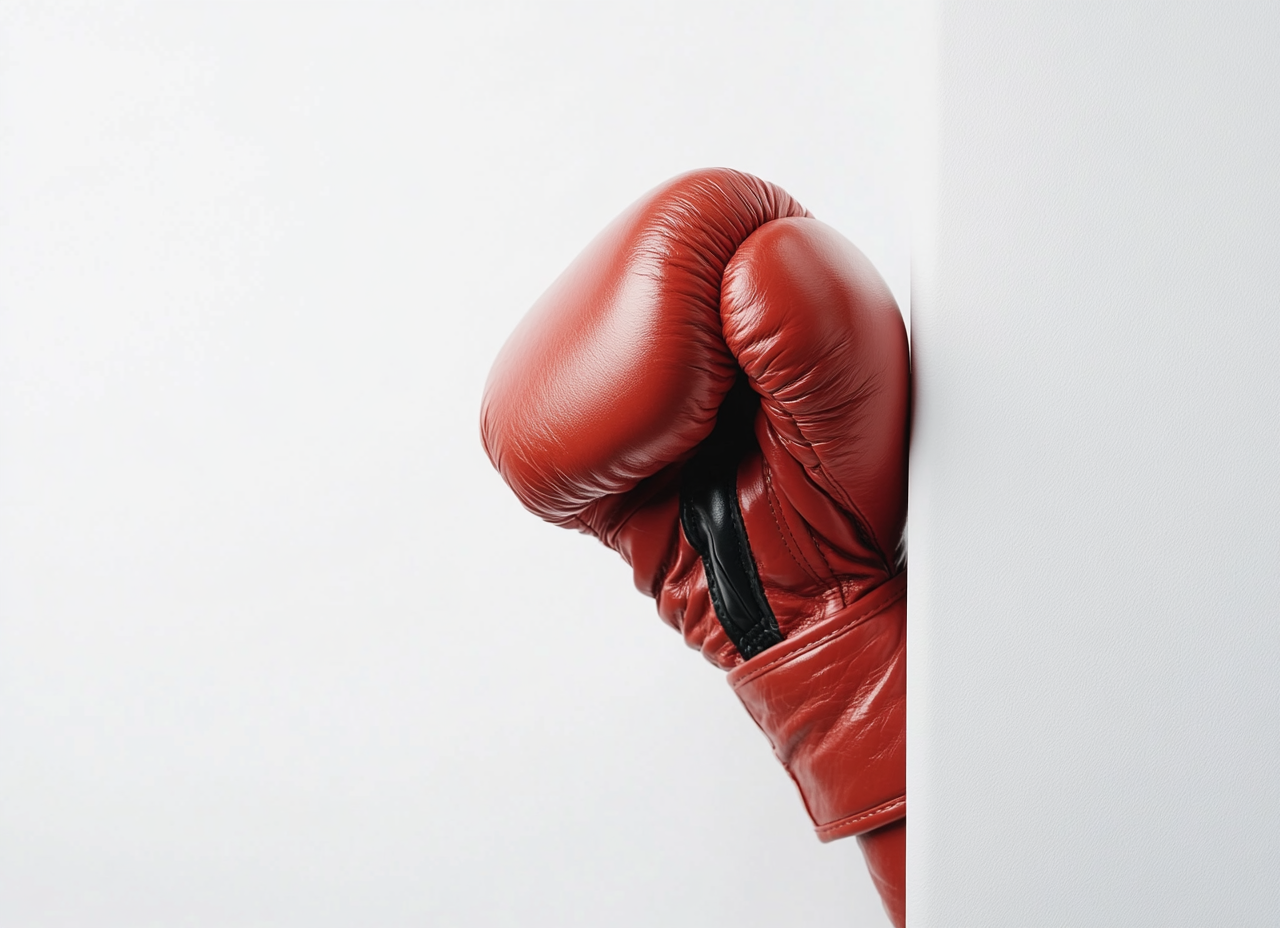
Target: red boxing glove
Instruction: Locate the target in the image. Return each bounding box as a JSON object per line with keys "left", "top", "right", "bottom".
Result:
{"left": 481, "top": 169, "right": 908, "bottom": 926}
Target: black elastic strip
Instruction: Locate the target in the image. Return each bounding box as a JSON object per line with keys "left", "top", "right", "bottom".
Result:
{"left": 679, "top": 379, "right": 784, "bottom": 660}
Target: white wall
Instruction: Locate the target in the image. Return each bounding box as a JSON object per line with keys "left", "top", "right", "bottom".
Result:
{"left": 0, "top": 4, "right": 924, "bottom": 926}
{"left": 911, "top": 4, "right": 1280, "bottom": 925}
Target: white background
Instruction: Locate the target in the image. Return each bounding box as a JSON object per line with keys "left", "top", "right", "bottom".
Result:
{"left": 0, "top": 4, "right": 925, "bottom": 925}
{"left": 911, "top": 4, "right": 1280, "bottom": 925}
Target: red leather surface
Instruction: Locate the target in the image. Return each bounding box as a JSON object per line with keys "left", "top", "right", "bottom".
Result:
{"left": 481, "top": 168, "right": 908, "bottom": 920}
{"left": 481, "top": 168, "right": 808, "bottom": 529}
{"left": 859, "top": 818, "right": 906, "bottom": 928}
{"left": 726, "top": 572, "right": 905, "bottom": 839}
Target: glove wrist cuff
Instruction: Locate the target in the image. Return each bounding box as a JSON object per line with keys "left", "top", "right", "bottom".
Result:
{"left": 727, "top": 572, "right": 907, "bottom": 841}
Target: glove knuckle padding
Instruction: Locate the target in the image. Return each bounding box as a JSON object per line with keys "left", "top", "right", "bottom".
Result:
{"left": 480, "top": 168, "right": 808, "bottom": 529}
{"left": 721, "top": 218, "right": 909, "bottom": 567}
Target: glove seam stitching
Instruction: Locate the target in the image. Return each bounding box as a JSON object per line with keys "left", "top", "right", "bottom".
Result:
{"left": 769, "top": 409, "right": 889, "bottom": 569}
{"left": 805, "top": 524, "right": 846, "bottom": 609}
{"left": 814, "top": 795, "right": 906, "bottom": 835}
{"left": 762, "top": 459, "right": 823, "bottom": 585}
